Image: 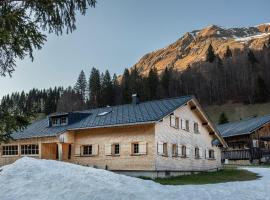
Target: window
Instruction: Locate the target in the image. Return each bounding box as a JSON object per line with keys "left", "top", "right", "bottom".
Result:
{"left": 21, "top": 144, "right": 39, "bottom": 155}
{"left": 2, "top": 145, "right": 18, "bottom": 156}
{"left": 60, "top": 117, "right": 67, "bottom": 125}
{"left": 172, "top": 144, "right": 178, "bottom": 156}
{"left": 132, "top": 143, "right": 139, "bottom": 154}
{"left": 83, "top": 145, "right": 92, "bottom": 155}
{"left": 181, "top": 119, "right": 190, "bottom": 131}
{"left": 113, "top": 144, "right": 120, "bottom": 155}
{"left": 170, "top": 115, "right": 179, "bottom": 129}
{"left": 195, "top": 147, "right": 199, "bottom": 159}
{"left": 163, "top": 143, "right": 168, "bottom": 156}
{"left": 194, "top": 122, "right": 199, "bottom": 134}
{"left": 52, "top": 118, "right": 58, "bottom": 126}
{"left": 185, "top": 120, "right": 190, "bottom": 131}
{"left": 209, "top": 150, "right": 215, "bottom": 159}
{"left": 182, "top": 145, "right": 186, "bottom": 157}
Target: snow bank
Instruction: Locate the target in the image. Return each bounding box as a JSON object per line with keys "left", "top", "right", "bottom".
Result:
{"left": 0, "top": 157, "right": 270, "bottom": 200}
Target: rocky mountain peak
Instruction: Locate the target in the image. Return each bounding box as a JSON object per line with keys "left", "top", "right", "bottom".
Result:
{"left": 131, "top": 23, "right": 270, "bottom": 75}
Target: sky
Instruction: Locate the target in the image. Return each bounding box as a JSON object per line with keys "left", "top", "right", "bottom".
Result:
{"left": 1, "top": 0, "right": 270, "bottom": 98}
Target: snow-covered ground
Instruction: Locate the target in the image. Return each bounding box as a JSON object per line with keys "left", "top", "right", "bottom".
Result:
{"left": 0, "top": 158, "right": 269, "bottom": 200}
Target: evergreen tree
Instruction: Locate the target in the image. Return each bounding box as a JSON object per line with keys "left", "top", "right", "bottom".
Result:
{"left": 218, "top": 112, "right": 229, "bottom": 124}
{"left": 0, "top": 0, "right": 96, "bottom": 77}
{"left": 112, "top": 73, "right": 121, "bottom": 105}
{"left": 121, "top": 68, "right": 131, "bottom": 103}
{"left": 248, "top": 50, "right": 259, "bottom": 65}
{"left": 224, "top": 46, "right": 232, "bottom": 58}
{"left": 254, "top": 76, "right": 269, "bottom": 103}
{"left": 88, "top": 67, "right": 101, "bottom": 108}
{"left": 57, "top": 87, "right": 85, "bottom": 112}
{"left": 161, "top": 67, "right": 172, "bottom": 97}
{"left": 74, "top": 70, "right": 87, "bottom": 100}
{"left": 100, "top": 70, "right": 113, "bottom": 106}
{"left": 206, "top": 44, "right": 216, "bottom": 63}
{"left": 147, "top": 67, "right": 159, "bottom": 100}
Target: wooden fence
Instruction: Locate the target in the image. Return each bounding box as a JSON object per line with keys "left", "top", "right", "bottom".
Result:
{"left": 222, "top": 148, "right": 263, "bottom": 160}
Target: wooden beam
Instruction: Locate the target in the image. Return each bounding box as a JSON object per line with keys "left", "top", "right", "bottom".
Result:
{"left": 202, "top": 122, "right": 208, "bottom": 126}
{"left": 190, "top": 106, "right": 197, "bottom": 110}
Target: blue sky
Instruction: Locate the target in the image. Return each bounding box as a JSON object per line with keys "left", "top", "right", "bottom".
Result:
{"left": 1, "top": 0, "right": 270, "bottom": 98}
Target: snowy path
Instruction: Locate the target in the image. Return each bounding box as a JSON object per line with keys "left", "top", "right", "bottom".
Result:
{"left": 0, "top": 158, "right": 269, "bottom": 200}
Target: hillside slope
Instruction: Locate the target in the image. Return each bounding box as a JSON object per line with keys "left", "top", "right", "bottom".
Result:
{"left": 132, "top": 23, "right": 270, "bottom": 74}
{"left": 205, "top": 102, "right": 270, "bottom": 124}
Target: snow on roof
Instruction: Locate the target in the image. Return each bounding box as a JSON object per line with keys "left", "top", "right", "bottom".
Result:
{"left": 0, "top": 157, "right": 270, "bottom": 200}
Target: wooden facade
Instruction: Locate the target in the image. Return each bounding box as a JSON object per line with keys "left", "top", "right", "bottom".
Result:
{"left": 0, "top": 99, "right": 225, "bottom": 177}
{"left": 222, "top": 123, "right": 270, "bottom": 164}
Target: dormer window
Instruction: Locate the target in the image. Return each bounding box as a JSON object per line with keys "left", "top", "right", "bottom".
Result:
{"left": 50, "top": 116, "right": 68, "bottom": 127}
{"left": 60, "top": 117, "right": 67, "bottom": 125}
{"left": 52, "top": 118, "right": 59, "bottom": 126}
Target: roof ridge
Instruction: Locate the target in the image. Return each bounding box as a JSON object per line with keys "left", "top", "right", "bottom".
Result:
{"left": 76, "top": 95, "right": 194, "bottom": 113}
{"left": 218, "top": 113, "right": 270, "bottom": 127}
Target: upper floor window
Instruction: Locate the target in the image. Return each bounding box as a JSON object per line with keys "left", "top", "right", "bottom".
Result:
{"left": 170, "top": 115, "right": 179, "bottom": 129}
{"left": 181, "top": 119, "right": 190, "bottom": 132}
{"left": 194, "top": 122, "right": 199, "bottom": 134}
{"left": 60, "top": 117, "right": 67, "bottom": 125}
{"left": 21, "top": 144, "right": 39, "bottom": 155}
{"left": 51, "top": 117, "right": 68, "bottom": 127}
{"left": 2, "top": 145, "right": 18, "bottom": 156}
{"left": 52, "top": 118, "right": 58, "bottom": 126}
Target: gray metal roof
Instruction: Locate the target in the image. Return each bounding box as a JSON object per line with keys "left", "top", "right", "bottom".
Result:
{"left": 12, "top": 96, "right": 193, "bottom": 139}
{"left": 217, "top": 114, "right": 270, "bottom": 138}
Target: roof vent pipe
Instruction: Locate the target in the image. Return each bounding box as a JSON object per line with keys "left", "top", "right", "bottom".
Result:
{"left": 132, "top": 93, "right": 140, "bottom": 105}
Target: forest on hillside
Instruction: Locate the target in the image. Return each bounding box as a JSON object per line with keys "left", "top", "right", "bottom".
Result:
{"left": 1, "top": 43, "right": 270, "bottom": 118}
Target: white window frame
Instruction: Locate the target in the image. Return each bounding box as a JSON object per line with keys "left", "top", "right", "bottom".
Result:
{"left": 2, "top": 145, "right": 19, "bottom": 156}
{"left": 21, "top": 144, "right": 39, "bottom": 156}
{"left": 194, "top": 122, "right": 199, "bottom": 134}
{"left": 82, "top": 145, "right": 93, "bottom": 156}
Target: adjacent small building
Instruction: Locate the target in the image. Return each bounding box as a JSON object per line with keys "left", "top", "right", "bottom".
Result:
{"left": 0, "top": 95, "right": 226, "bottom": 177}
{"left": 218, "top": 115, "right": 270, "bottom": 165}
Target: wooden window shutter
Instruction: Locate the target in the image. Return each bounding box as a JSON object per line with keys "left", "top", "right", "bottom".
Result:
{"left": 186, "top": 145, "right": 191, "bottom": 157}
{"left": 175, "top": 117, "right": 179, "bottom": 129}
{"left": 139, "top": 142, "right": 147, "bottom": 155}
{"left": 205, "top": 148, "right": 209, "bottom": 159}
{"left": 105, "top": 144, "right": 112, "bottom": 156}
{"left": 177, "top": 144, "right": 182, "bottom": 156}
{"left": 74, "top": 144, "right": 81, "bottom": 156}
{"left": 182, "top": 119, "right": 186, "bottom": 130}
{"left": 157, "top": 142, "right": 164, "bottom": 155}
{"left": 199, "top": 147, "right": 203, "bottom": 158}
{"left": 92, "top": 144, "right": 99, "bottom": 156}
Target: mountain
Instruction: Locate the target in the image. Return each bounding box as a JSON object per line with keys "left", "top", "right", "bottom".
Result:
{"left": 132, "top": 23, "right": 270, "bottom": 74}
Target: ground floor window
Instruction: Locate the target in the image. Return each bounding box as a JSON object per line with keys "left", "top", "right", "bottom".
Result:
{"left": 2, "top": 145, "right": 18, "bottom": 156}
{"left": 209, "top": 149, "right": 215, "bottom": 159}
{"left": 83, "top": 145, "right": 92, "bottom": 155}
{"left": 132, "top": 143, "right": 139, "bottom": 154}
{"left": 172, "top": 144, "right": 178, "bottom": 156}
{"left": 113, "top": 144, "right": 120, "bottom": 155}
{"left": 21, "top": 144, "right": 39, "bottom": 155}
{"left": 182, "top": 145, "right": 186, "bottom": 157}
{"left": 195, "top": 147, "right": 200, "bottom": 158}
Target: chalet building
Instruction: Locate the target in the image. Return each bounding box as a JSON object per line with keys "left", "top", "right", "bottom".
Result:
{"left": 0, "top": 95, "right": 226, "bottom": 177}
{"left": 218, "top": 115, "right": 270, "bottom": 165}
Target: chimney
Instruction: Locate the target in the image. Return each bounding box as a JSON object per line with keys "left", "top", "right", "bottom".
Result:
{"left": 132, "top": 93, "right": 140, "bottom": 105}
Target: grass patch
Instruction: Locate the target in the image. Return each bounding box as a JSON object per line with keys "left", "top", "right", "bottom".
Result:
{"left": 142, "top": 169, "right": 260, "bottom": 185}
